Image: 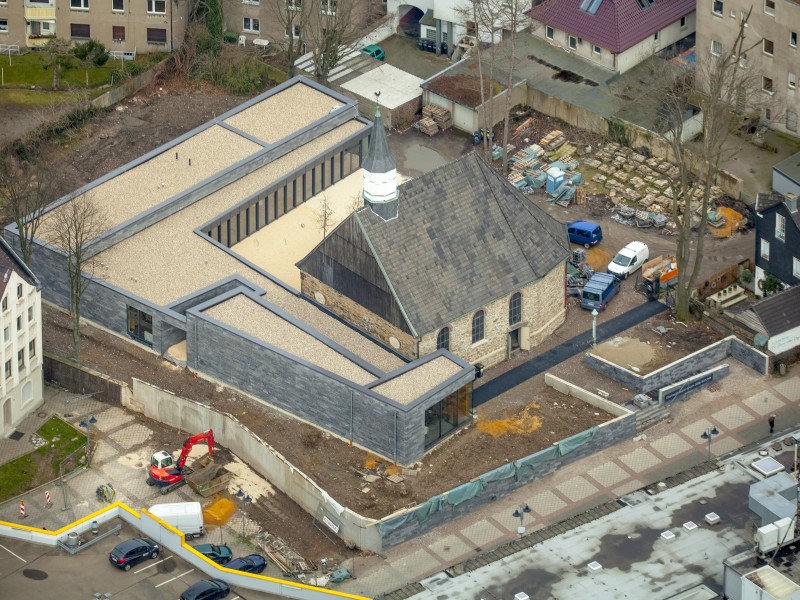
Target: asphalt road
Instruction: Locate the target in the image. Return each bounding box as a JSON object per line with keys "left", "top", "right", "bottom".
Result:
{"left": 0, "top": 522, "right": 281, "bottom": 600}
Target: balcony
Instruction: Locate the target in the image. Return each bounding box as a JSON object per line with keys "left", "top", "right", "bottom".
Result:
{"left": 24, "top": 6, "right": 57, "bottom": 19}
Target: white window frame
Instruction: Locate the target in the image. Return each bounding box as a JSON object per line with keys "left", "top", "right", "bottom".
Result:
{"left": 70, "top": 0, "right": 89, "bottom": 9}
{"left": 243, "top": 17, "right": 260, "bottom": 33}
{"left": 791, "top": 31, "right": 798, "bottom": 48}
{"left": 741, "top": 10, "right": 749, "bottom": 26}
{"left": 112, "top": 0, "right": 123, "bottom": 11}
{"left": 593, "top": 44, "right": 601, "bottom": 54}
{"left": 794, "top": 257, "right": 800, "bottom": 278}
{"left": 712, "top": 0, "right": 723, "bottom": 16}
{"left": 790, "top": 72, "right": 797, "bottom": 89}
{"left": 287, "top": 0, "right": 301, "bottom": 9}
{"left": 761, "top": 239, "right": 771, "bottom": 259}
{"left": 545, "top": 26, "right": 554, "bottom": 40}
{"left": 320, "top": 0, "right": 336, "bottom": 15}
{"left": 285, "top": 24, "right": 301, "bottom": 37}
{"left": 776, "top": 214, "right": 786, "bottom": 241}
{"left": 0, "top": 19, "right": 7, "bottom": 33}
{"left": 711, "top": 39, "right": 722, "bottom": 56}
{"left": 568, "top": 35, "right": 577, "bottom": 50}
{"left": 764, "top": 0, "right": 775, "bottom": 16}
{"left": 147, "top": 0, "right": 166, "bottom": 14}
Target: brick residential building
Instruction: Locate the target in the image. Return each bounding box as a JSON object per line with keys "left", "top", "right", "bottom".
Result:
{"left": 695, "top": 0, "right": 800, "bottom": 136}
{"left": 0, "top": 0, "right": 188, "bottom": 53}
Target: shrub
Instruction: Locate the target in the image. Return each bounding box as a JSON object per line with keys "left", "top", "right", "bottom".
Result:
{"left": 223, "top": 31, "right": 239, "bottom": 45}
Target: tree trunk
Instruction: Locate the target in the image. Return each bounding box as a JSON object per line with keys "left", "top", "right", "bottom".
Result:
{"left": 71, "top": 296, "right": 81, "bottom": 360}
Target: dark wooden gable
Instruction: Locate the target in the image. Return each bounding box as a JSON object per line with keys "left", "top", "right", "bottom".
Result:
{"left": 298, "top": 213, "right": 414, "bottom": 335}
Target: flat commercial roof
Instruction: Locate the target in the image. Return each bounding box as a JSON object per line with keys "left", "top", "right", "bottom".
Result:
{"left": 341, "top": 64, "right": 423, "bottom": 109}
{"left": 774, "top": 151, "right": 800, "bottom": 185}
{"left": 372, "top": 356, "right": 463, "bottom": 404}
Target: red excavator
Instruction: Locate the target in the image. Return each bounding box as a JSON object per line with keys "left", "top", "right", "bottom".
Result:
{"left": 147, "top": 429, "right": 215, "bottom": 494}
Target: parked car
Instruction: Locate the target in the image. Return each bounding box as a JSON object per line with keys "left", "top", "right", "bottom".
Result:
{"left": 109, "top": 538, "right": 160, "bottom": 571}
{"left": 180, "top": 578, "right": 230, "bottom": 600}
{"left": 580, "top": 272, "right": 620, "bottom": 311}
{"left": 607, "top": 241, "right": 649, "bottom": 279}
{"left": 192, "top": 544, "right": 233, "bottom": 565}
{"left": 227, "top": 554, "right": 267, "bottom": 574}
{"left": 361, "top": 44, "right": 385, "bottom": 60}
{"left": 566, "top": 220, "right": 603, "bottom": 248}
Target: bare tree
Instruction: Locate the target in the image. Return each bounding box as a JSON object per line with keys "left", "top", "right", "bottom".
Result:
{"left": 42, "top": 38, "right": 73, "bottom": 91}
{"left": 495, "top": 0, "right": 528, "bottom": 174}
{"left": 305, "top": 0, "right": 361, "bottom": 83}
{"left": 44, "top": 194, "right": 108, "bottom": 360}
{"left": 316, "top": 192, "right": 334, "bottom": 237}
{"left": 0, "top": 152, "right": 61, "bottom": 265}
{"left": 652, "top": 9, "right": 762, "bottom": 320}
{"left": 271, "top": 0, "right": 313, "bottom": 77}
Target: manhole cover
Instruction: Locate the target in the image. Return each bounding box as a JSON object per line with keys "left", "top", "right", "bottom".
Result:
{"left": 9, "top": 431, "right": 24, "bottom": 441}
{"left": 37, "top": 412, "right": 47, "bottom": 418}
{"left": 23, "top": 569, "right": 48, "bottom": 580}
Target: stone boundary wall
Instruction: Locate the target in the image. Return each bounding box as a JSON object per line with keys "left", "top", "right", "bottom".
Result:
{"left": 544, "top": 373, "right": 631, "bottom": 417}
{"left": 583, "top": 335, "right": 769, "bottom": 394}
{"left": 44, "top": 353, "right": 127, "bottom": 405}
{"left": 658, "top": 363, "right": 730, "bottom": 404}
{"left": 90, "top": 60, "right": 167, "bottom": 110}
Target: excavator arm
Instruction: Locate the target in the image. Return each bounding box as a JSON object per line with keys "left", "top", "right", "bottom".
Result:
{"left": 175, "top": 429, "right": 215, "bottom": 470}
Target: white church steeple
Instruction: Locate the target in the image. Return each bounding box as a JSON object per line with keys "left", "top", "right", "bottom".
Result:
{"left": 362, "top": 92, "right": 399, "bottom": 221}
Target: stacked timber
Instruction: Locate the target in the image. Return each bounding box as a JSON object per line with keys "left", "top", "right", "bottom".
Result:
{"left": 423, "top": 104, "right": 452, "bottom": 130}
{"left": 419, "top": 117, "right": 439, "bottom": 136}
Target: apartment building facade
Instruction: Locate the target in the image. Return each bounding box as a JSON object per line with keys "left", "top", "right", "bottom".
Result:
{"left": 0, "top": 237, "right": 43, "bottom": 437}
{"left": 0, "top": 0, "right": 188, "bottom": 53}
{"left": 696, "top": 0, "right": 800, "bottom": 136}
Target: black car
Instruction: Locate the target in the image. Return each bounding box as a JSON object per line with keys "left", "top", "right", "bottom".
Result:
{"left": 226, "top": 553, "right": 267, "bottom": 574}
{"left": 109, "top": 538, "right": 160, "bottom": 571}
{"left": 180, "top": 578, "right": 230, "bottom": 600}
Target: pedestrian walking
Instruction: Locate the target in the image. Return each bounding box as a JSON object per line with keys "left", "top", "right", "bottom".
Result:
{"left": 769, "top": 414, "right": 776, "bottom": 434}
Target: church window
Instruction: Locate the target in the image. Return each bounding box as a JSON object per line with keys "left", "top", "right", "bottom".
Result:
{"left": 471, "top": 310, "right": 485, "bottom": 344}
{"left": 509, "top": 292, "right": 522, "bottom": 325}
{"left": 436, "top": 327, "right": 450, "bottom": 351}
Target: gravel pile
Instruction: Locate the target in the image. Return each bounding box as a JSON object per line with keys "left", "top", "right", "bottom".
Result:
{"left": 373, "top": 356, "right": 463, "bottom": 404}
{"left": 223, "top": 83, "right": 342, "bottom": 145}
{"left": 204, "top": 293, "right": 376, "bottom": 385}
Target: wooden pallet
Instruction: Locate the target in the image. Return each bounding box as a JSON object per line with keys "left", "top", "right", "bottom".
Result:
{"left": 419, "top": 116, "right": 439, "bottom": 136}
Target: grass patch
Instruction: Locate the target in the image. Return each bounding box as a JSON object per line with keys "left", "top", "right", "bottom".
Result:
{"left": 0, "top": 416, "right": 86, "bottom": 502}
{"left": 0, "top": 88, "right": 91, "bottom": 108}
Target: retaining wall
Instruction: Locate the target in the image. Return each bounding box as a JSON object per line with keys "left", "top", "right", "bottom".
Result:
{"left": 583, "top": 335, "right": 769, "bottom": 394}
{"left": 43, "top": 353, "right": 127, "bottom": 404}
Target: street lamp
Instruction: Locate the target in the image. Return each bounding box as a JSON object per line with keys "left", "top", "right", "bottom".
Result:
{"left": 512, "top": 504, "right": 532, "bottom": 537}
{"left": 79, "top": 414, "right": 98, "bottom": 466}
{"left": 591, "top": 309, "right": 599, "bottom": 348}
{"left": 235, "top": 489, "right": 252, "bottom": 539}
{"left": 700, "top": 426, "right": 720, "bottom": 461}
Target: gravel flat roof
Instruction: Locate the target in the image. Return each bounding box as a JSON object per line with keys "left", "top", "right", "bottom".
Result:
{"left": 223, "top": 83, "right": 345, "bottom": 144}
{"left": 204, "top": 294, "right": 376, "bottom": 386}
{"left": 372, "top": 356, "right": 463, "bottom": 405}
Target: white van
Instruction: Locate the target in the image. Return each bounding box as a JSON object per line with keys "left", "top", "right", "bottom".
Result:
{"left": 148, "top": 502, "right": 205, "bottom": 539}
{"left": 608, "top": 241, "right": 649, "bottom": 279}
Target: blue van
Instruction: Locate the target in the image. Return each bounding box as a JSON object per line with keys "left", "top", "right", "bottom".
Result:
{"left": 581, "top": 273, "right": 620, "bottom": 311}
{"left": 566, "top": 220, "right": 602, "bottom": 248}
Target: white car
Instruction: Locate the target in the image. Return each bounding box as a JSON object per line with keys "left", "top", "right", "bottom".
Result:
{"left": 608, "top": 241, "right": 649, "bottom": 279}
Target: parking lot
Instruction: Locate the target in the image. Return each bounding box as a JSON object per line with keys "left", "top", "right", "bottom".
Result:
{"left": 0, "top": 522, "right": 283, "bottom": 600}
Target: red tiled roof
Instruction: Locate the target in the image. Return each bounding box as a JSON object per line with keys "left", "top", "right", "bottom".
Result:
{"left": 528, "top": 0, "right": 695, "bottom": 54}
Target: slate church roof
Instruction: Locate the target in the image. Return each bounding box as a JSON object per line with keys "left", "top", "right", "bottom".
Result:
{"left": 353, "top": 152, "right": 569, "bottom": 336}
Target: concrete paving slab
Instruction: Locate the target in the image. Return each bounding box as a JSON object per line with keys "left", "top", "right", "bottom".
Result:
{"left": 619, "top": 447, "right": 661, "bottom": 473}
{"left": 490, "top": 507, "right": 526, "bottom": 533}
{"left": 649, "top": 433, "right": 693, "bottom": 460}
{"left": 774, "top": 377, "right": 800, "bottom": 402}
{"left": 680, "top": 418, "right": 718, "bottom": 442}
{"left": 108, "top": 423, "right": 154, "bottom": 449}
{"left": 712, "top": 405, "right": 757, "bottom": 431}
{"left": 613, "top": 479, "right": 644, "bottom": 498}
{"left": 587, "top": 461, "right": 631, "bottom": 488}
{"left": 388, "top": 548, "right": 442, "bottom": 583}
{"left": 461, "top": 520, "right": 506, "bottom": 549}
{"left": 429, "top": 534, "right": 473, "bottom": 561}
{"left": 744, "top": 391, "right": 785, "bottom": 416}
{"left": 531, "top": 490, "right": 568, "bottom": 517}
{"left": 99, "top": 457, "right": 136, "bottom": 482}
{"left": 556, "top": 475, "right": 599, "bottom": 503}
{"left": 90, "top": 406, "right": 134, "bottom": 433}
{"left": 711, "top": 435, "right": 744, "bottom": 457}
{"left": 117, "top": 474, "right": 154, "bottom": 504}
{"left": 89, "top": 440, "right": 118, "bottom": 465}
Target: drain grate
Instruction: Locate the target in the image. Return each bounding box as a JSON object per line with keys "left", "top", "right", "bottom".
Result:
{"left": 9, "top": 430, "right": 24, "bottom": 441}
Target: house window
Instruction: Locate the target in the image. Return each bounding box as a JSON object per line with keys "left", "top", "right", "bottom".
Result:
{"left": 16, "top": 315, "right": 21, "bottom": 331}
{"left": 593, "top": 45, "right": 601, "bottom": 54}
{"left": 127, "top": 306, "right": 153, "bottom": 346}
{"left": 792, "top": 32, "right": 798, "bottom": 48}
{"left": 711, "top": 40, "right": 722, "bottom": 56}
{"left": 70, "top": 23, "right": 90, "bottom": 39}
{"left": 2, "top": 326, "right": 8, "bottom": 342}
{"left": 147, "top": 0, "right": 166, "bottom": 13}
{"left": 764, "top": 0, "right": 775, "bottom": 15}
{"left": 147, "top": 28, "right": 167, "bottom": 44}
{"left": 0, "top": 19, "right": 8, "bottom": 33}
{"left": 288, "top": 0, "right": 302, "bottom": 10}
{"left": 763, "top": 39, "right": 774, "bottom": 55}
{"left": 712, "top": 0, "right": 723, "bottom": 16}
{"left": 16, "top": 284, "right": 21, "bottom": 299}
{"left": 654, "top": 31, "right": 660, "bottom": 42}
{"left": 4, "top": 360, "right": 10, "bottom": 380}
{"left": 70, "top": 0, "right": 89, "bottom": 9}
{"left": 112, "top": 0, "right": 123, "bottom": 10}
{"left": 741, "top": 10, "right": 749, "bottom": 25}
{"left": 794, "top": 257, "right": 800, "bottom": 278}
{"left": 509, "top": 292, "right": 522, "bottom": 325}
{"left": 29, "top": 339, "right": 35, "bottom": 358}
{"left": 471, "top": 310, "right": 485, "bottom": 344}
{"left": 680, "top": 16, "right": 687, "bottom": 28}
{"left": 243, "top": 17, "right": 259, "bottom": 32}
{"left": 320, "top": 0, "right": 336, "bottom": 14}
{"left": 436, "top": 327, "right": 450, "bottom": 351}
{"left": 1, "top": 298, "right": 5, "bottom": 311}
{"left": 27, "top": 306, "right": 32, "bottom": 322}
{"left": 17, "top": 349, "right": 24, "bottom": 370}
{"left": 285, "top": 24, "right": 301, "bottom": 37}
{"left": 765, "top": 108, "right": 772, "bottom": 122}
{"left": 113, "top": 26, "right": 125, "bottom": 41}
{"left": 763, "top": 76, "right": 773, "bottom": 93}
{"left": 424, "top": 387, "right": 472, "bottom": 449}
{"left": 545, "top": 26, "right": 554, "bottom": 40}
{"left": 568, "top": 36, "right": 577, "bottom": 50}
{"left": 790, "top": 72, "right": 797, "bottom": 89}
{"left": 761, "top": 238, "right": 770, "bottom": 259}
{"left": 776, "top": 214, "right": 786, "bottom": 241}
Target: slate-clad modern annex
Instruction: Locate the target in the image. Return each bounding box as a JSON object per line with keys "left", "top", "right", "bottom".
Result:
{"left": 4, "top": 77, "right": 474, "bottom": 465}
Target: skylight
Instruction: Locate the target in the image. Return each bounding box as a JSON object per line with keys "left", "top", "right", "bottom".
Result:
{"left": 636, "top": 0, "right": 655, "bottom": 9}
{"left": 580, "top": 0, "right": 603, "bottom": 14}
